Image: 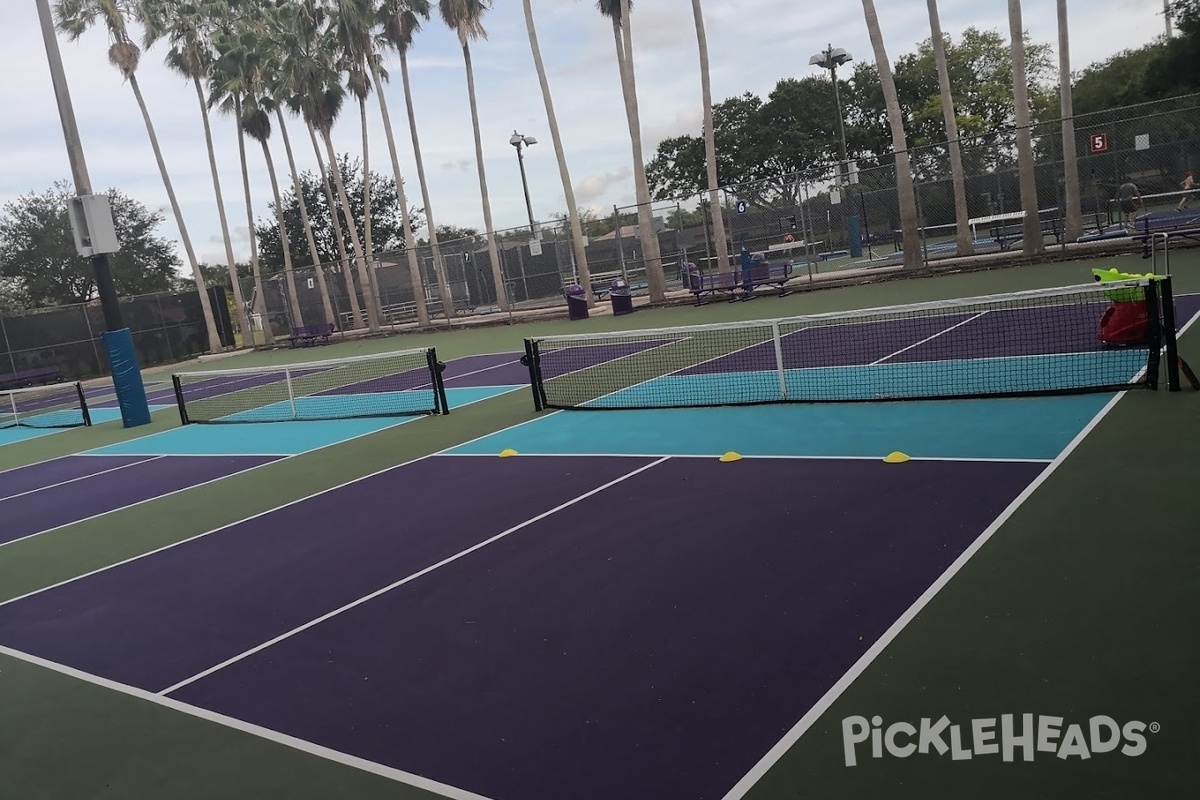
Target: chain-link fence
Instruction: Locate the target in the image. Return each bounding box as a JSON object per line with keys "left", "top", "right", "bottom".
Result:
{"left": 0, "top": 287, "right": 235, "bottom": 383}
{"left": 239, "top": 95, "right": 1200, "bottom": 334}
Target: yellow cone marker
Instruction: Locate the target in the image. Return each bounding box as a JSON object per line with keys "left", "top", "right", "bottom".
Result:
{"left": 883, "top": 451, "right": 910, "bottom": 464}
{"left": 499, "top": 448, "right": 519, "bottom": 458}
{"left": 719, "top": 451, "right": 743, "bottom": 463}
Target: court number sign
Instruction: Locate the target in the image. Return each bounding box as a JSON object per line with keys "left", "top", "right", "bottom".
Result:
{"left": 736, "top": 200, "right": 749, "bottom": 215}
{"left": 1089, "top": 133, "right": 1109, "bottom": 154}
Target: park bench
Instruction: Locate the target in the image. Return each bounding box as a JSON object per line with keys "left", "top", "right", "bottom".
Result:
{"left": 683, "top": 254, "right": 794, "bottom": 306}
{"left": 286, "top": 323, "right": 336, "bottom": 348}
{"left": 0, "top": 365, "right": 62, "bottom": 391}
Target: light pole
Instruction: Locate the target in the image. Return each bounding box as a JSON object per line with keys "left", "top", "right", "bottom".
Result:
{"left": 809, "top": 44, "right": 853, "bottom": 184}
{"left": 510, "top": 130, "right": 538, "bottom": 238}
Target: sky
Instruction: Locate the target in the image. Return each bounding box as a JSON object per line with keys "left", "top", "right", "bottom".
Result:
{"left": 0, "top": 0, "right": 1173, "bottom": 268}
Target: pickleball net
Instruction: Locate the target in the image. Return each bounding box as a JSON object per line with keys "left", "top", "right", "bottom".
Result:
{"left": 523, "top": 280, "right": 1176, "bottom": 410}
{"left": 1, "top": 382, "right": 92, "bottom": 429}
{"left": 172, "top": 347, "right": 449, "bottom": 423}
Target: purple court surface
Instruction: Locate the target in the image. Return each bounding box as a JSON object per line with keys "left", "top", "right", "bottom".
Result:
{"left": 0, "top": 454, "right": 1042, "bottom": 800}
{"left": 0, "top": 455, "right": 279, "bottom": 547}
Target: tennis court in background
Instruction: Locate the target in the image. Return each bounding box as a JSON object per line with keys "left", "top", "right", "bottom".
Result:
{"left": 0, "top": 284, "right": 1196, "bottom": 800}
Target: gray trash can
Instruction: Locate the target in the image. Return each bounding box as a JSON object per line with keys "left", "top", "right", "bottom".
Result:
{"left": 565, "top": 284, "right": 589, "bottom": 321}
{"left": 609, "top": 278, "right": 634, "bottom": 316}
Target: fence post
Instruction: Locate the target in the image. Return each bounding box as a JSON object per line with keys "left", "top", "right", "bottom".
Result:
{"left": 614, "top": 205, "right": 629, "bottom": 283}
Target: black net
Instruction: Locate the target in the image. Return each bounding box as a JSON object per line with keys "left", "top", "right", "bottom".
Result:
{"left": 525, "top": 280, "right": 1167, "bottom": 410}
{"left": 1, "top": 382, "right": 91, "bottom": 429}
{"left": 173, "top": 347, "right": 448, "bottom": 424}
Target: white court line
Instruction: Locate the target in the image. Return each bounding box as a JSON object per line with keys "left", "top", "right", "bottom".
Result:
{"left": 0, "top": 456, "right": 164, "bottom": 503}
{"left": 159, "top": 456, "right": 670, "bottom": 696}
{"left": 436, "top": 452, "right": 1054, "bottom": 464}
{"left": 0, "top": 644, "right": 499, "bottom": 800}
{"left": 868, "top": 311, "right": 990, "bottom": 365}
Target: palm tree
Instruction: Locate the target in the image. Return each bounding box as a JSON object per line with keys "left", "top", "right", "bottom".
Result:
{"left": 438, "top": 0, "right": 509, "bottom": 313}
{"left": 379, "top": 0, "right": 457, "bottom": 320}
{"left": 305, "top": 118, "right": 362, "bottom": 327}
{"left": 597, "top": 0, "right": 666, "bottom": 302}
{"left": 1057, "top": 0, "right": 1083, "bottom": 242}
{"left": 207, "top": 20, "right": 276, "bottom": 346}
{"left": 1008, "top": 0, "right": 1045, "bottom": 255}
{"left": 925, "top": 0, "right": 973, "bottom": 256}
{"left": 522, "top": 0, "right": 592, "bottom": 304}
{"left": 141, "top": 0, "right": 255, "bottom": 346}
{"left": 689, "top": 0, "right": 730, "bottom": 273}
{"left": 55, "top": 0, "right": 223, "bottom": 353}
{"left": 242, "top": 98, "right": 307, "bottom": 328}
{"left": 860, "top": 0, "right": 921, "bottom": 268}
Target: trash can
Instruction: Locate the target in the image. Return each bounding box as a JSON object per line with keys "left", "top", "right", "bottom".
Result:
{"left": 565, "top": 284, "right": 589, "bottom": 321}
{"left": 609, "top": 278, "right": 634, "bottom": 316}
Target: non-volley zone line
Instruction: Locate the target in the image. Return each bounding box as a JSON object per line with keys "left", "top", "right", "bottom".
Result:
{"left": 0, "top": 453, "right": 1047, "bottom": 800}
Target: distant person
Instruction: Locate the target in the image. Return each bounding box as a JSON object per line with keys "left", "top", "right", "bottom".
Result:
{"left": 1117, "top": 181, "right": 1142, "bottom": 226}
{"left": 1179, "top": 170, "right": 1195, "bottom": 210}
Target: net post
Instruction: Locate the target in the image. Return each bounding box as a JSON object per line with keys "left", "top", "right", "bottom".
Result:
{"left": 75, "top": 382, "right": 92, "bottom": 427}
{"left": 771, "top": 321, "right": 786, "bottom": 399}
{"left": 172, "top": 374, "right": 190, "bottom": 425}
{"left": 427, "top": 348, "right": 450, "bottom": 415}
{"left": 523, "top": 338, "right": 544, "bottom": 412}
{"left": 284, "top": 366, "right": 298, "bottom": 419}
{"left": 1143, "top": 279, "right": 1162, "bottom": 390}
{"left": 1158, "top": 275, "right": 1180, "bottom": 392}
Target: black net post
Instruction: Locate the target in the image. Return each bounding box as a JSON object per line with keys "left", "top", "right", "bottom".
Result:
{"left": 1157, "top": 276, "right": 1180, "bottom": 392}
{"left": 75, "top": 381, "right": 91, "bottom": 426}
{"left": 1143, "top": 278, "right": 1162, "bottom": 390}
{"left": 172, "top": 374, "right": 190, "bottom": 425}
{"left": 428, "top": 348, "right": 450, "bottom": 415}
{"left": 523, "top": 338, "right": 543, "bottom": 412}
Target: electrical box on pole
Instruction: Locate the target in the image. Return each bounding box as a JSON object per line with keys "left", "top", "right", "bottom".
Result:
{"left": 68, "top": 194, "right": 121, "bottom": 257}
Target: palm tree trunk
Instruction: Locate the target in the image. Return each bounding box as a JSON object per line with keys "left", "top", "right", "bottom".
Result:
{"left": 926, "top": 0, "right": 973, "bottom": 256}
{"left": 1009, "top": 0, "right": 1045, "bottom": 255}
{"left": 399, "top": 51, "right": 456, "bottom": 320}
{"left": 194, "top": 77, "right": 252, "bottom": 346}
{"left": 309, "top": 121, "right": 361, "bottom": 329}
{"left": 614, "top": 6, "right": 667, "bottom": 302}
{"left": 259, "top": 138, "right": 305, "bottom": 327}
{"left": 690, "top": 0, "right": 730, "bottom": 273}
{"left": 322, "top": 129, "right": 380, "bottom": 331}
{"left": 357, "top": 96, "right": 385, "bottom": 327}
{"left": 370, "top": 61, "right": 429, "bottom": 328}
{"left": 860, "top": 0, "right": 922, "bottom": 268}
{"left": 1057, "top": 0, "right": 1083, "bottom": 241}
{"left": 276, "top": 109, "right": 335, "bottom": 326}
{"left": 234, "top": 95, "right": 274, "bottom": 346}
{"left": 461, "top": 40, "right": 509, "bottom": 313}
{"left": 523, "top": 0, "right": 592, "bottom": 306}
{"left": 129, "top": 74, "right": 222, "bottom": 352}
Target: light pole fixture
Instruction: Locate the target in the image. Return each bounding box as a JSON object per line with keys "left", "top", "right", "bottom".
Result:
{"left": 809, "top": 44, "right": 853, "bottom": 184}
{"left": 509, "top": 130, "right": 538, "bottom": 238}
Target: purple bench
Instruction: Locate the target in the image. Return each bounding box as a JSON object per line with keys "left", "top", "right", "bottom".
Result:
{"left": 286, "top": 323, "right": 336, "bottom": 348}
{"left": 683, "top": 257, "right": 794, "bottom": 306}
{"left": 0, "top": 366, "right": 63, "bottom": 391}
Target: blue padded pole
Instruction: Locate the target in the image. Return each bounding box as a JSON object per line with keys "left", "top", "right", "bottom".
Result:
{"left": 101, "top": 329, "right": 151, "bottom": 427}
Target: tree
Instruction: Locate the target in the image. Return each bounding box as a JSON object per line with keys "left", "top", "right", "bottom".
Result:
{"left": 926, "top": 1, "right": 972, "bottom": 255}
{"left": 55, "top": 0, "right": 222, "bottom": 351}
{"left": 1008, "top": 0, "right": 1045, "bottom": 255}
{"left": 255, "top": 156, "right": 425, "bottom": 270}
{"left": 378, "top": 0, "right": 459, "bottom": 322}
{"left": 0, "top": 182, "right": 182, "bottom": 307}
{"left": 597, "top": 0, "right": 666, "bottom": 303}
{"left": 439, "top": 0, "right": 509, "bottom": 312}
{"left": 690, "top": 0, "right": 730, "bottom": 272}
{"left": 523, "top": 0, "right": 593, "bottom": 302}
{"left": 861, "top": 0, "right": 921, "bottom": 268}
{"left": 142, "top": 0, "right": 256, "bottom": 344}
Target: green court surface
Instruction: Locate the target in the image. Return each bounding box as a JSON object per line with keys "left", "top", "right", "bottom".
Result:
{"left": 0, "top": 253, "right": 1197, "bottom": 800}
